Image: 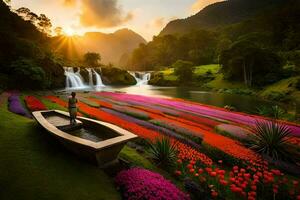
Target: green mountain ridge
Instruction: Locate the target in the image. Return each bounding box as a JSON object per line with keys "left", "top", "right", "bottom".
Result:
{"left": 160, "top": 0, "right": 287, "bottom": 36}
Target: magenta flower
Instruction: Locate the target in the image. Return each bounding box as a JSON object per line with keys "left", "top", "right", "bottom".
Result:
{"left": 115, "top": 168, "right": 190, "bottom": 200}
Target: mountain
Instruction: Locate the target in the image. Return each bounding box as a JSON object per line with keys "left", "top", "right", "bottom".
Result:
{"left": 160, "top": 0, "right": 286, "bottom": 36}
{"left": 52, "top": 28, "right": 146, "bottom": 65}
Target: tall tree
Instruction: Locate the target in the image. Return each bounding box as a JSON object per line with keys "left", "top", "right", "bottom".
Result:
{"left": 83, "top": 52, "right": 101, "bottom": 68}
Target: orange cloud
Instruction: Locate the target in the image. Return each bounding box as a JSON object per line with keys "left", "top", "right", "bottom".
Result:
{"left": 191, "top": 0, "right": 224, "bottom": 13}
{"left": 63, "top": 0, "right": 76, "bottom": 7}
{"left": 79, "top": 0, "right": 133, "bottom": 28}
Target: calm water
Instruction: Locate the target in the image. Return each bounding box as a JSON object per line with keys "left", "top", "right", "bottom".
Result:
{"left": 60, "top": 85, "right": 285, "bottom": 114}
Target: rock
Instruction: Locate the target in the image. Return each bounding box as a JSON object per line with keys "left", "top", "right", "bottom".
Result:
{"left": 101, "top": 67, "right": 136, "bottom": 85}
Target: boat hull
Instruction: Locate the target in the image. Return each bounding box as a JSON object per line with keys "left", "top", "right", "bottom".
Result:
{"left": 32, "top": 110, "right": 138, "bottom": 167}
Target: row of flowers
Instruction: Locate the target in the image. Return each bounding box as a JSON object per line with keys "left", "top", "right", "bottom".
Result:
{"left": 24, "top": 96, "right": 47, "bottom": 111}
{"left": 8, "top": 94, "right": 31, "bottom": 118}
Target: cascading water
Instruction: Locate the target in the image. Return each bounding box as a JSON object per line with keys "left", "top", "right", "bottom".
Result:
{"left": 64, "top": 67, "right": 105, "bottom": 90}
{"left": 86, "top": 68, "right": 94, "bottom": 86}
{"left": 129, "top": 71, "right": 151, "bottom": 86}
{"left": 93, "top": 69, "right": 105, "bottom": 87}
{"left": 64, "top": 67, "right": 85, "bottom": 89}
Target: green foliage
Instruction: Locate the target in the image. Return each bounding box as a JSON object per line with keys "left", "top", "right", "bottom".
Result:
{"left": 10, "top": 58, "right": 47, "bottom": 88}
{"left": 148, "top": 137, "right": 177, "bottom": 169}
{"left": 101, "top": 67, "right": 136, "bottom": 85}
{"left": 220, "top": 40, "right": 282, "bottom": 86}
{"left": 248, "top": 121, "right": 298, "bottom": 162}
{"left": 83, "top": 52, "right": 101, "bottom": 67}
{"left": 129, "top": 30, "right": 217, "bottom": 71}
{"left": 256, "top": 105, "right": 286, "bottom": 119}
{"left": 173, "top": 60, "right": 194, "bottom": 83}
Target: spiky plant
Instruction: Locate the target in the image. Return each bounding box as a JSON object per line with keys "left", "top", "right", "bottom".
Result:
{"left": 148, "top": 137, "right": 177, "bottom": 168}
{"left": 248, "top": 120, "right": 296, "bottom": 162}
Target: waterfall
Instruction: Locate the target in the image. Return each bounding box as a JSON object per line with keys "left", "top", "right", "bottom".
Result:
{"left": 64, "top": 67, "right": 85, "bottom": 89}
{"left": 86, "top": 68, "right": 94, "bottom": 86}
{"left": 129, "top": 71, "right": 142, "bottom": 85}
{"left": 93, "top": 69, "right": 105, "bottom": 87}
{"left": 129, "top": 71, "right": 151, "bottom": 86}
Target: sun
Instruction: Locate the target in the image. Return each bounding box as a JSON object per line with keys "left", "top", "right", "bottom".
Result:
{"left": 64, "top": 27, "right": 76, "bottom": 36}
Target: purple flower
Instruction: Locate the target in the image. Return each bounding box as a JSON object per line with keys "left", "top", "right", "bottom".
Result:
{"left": 8, "top": 94, "right": 31, "bottom": 118}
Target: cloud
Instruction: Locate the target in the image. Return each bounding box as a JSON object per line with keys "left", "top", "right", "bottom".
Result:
{"left": 147, "top": 16, "right": 178, "bottom": 29}
{"left": 153, "top": 17, "right": 165, "bottom": 28}
{"left": 63, "top": 0, "right": 76, "bottom": 7}
{"left": 191, "top": 0, "right": 224, "bottom": 13}
{"left": 79, "top": 0, "right": 133, "bottom": 28}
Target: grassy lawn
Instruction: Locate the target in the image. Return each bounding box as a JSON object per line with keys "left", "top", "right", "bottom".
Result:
{"left": 194, "top": 64, "right": 220, "bottom": 76}
{"left": 260, "top": 76, "right": 300, "bottom": 97}
{"left": 205, "top": 74, "right": 247, "bottom": 89}
{"left": 0, "top": 102, "right": 120, "bottom": 200}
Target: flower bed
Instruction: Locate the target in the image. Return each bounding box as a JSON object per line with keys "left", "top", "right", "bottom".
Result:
{"left": 24, "top": 96, "right": 47, "bottom": 111}
{"left": 115, "top": 168, "right": 190, "bottom": 200}
{"left": 215, "top": 124, "right": 252, "bottom": 141}
{"left": 8, "top": 94, "right": 31, "bottom": 118}
{"left": 102, "top": 108, "right": 201, "bottom": 149}
{"left": 98, "top": 92, "right": 300, "bottom": 136}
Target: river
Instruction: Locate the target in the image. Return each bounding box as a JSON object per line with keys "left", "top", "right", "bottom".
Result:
{"left": 60, "top": 84, "right": 283, "bottom": 114}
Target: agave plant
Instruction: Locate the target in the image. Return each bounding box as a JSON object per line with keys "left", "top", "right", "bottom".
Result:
{"left": 248, "top": 120, "right": 296, "bottom": 162}
{"left": 148, "top": 137, "right": 178, "bottom": 168}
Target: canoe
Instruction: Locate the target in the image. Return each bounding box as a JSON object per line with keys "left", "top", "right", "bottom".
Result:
{"left": 32, "top": 110, "right": 138, "bottom": 167}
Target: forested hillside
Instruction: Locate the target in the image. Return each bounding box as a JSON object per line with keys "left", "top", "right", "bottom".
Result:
{"left": 160, "top": 0, "right": 286, "bottom": 36}
{"left": 0, "top": 1, "right": 64, "bottom": 89}
{"left": 128, "top": 0, "right": 300, "bottom": 89}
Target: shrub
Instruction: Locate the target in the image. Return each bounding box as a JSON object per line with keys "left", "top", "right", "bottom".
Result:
{"left": 173, "top": 60, "right": 194, "bottom": 83}
{"left": 115, "top": 168, "right": 189, "bottom": 200}
{"left": 148, "top": 137, "right": 177, "bottom": 169}
{"left": 256, "top": 105, "right": 286, "bottom": 119}
{"left": 248, "top": 120, "right": 298, "bottom": 162}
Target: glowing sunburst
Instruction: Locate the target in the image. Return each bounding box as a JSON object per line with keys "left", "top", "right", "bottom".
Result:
{"left": 64, "top": 27, "right": 76, "bottom": 36}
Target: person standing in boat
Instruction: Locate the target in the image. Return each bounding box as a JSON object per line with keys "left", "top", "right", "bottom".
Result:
{"left": 68, "top": 92, "right": 78, "bottom": 125}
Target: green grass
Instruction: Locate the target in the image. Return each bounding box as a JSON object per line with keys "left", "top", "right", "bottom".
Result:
{"left": 260, "top": 76, "right": 300, "bottom": 97}
{"left": 41, "top": 98, "right": 68, "bottom": 111}
{"left": 0, "top": 103, "right": 120, "bottom": 200}
{"left": 194, "top": 64, "right": 220, "bottom": 76}
{"left": 205, "top": 74, "right": 246, "bottom": 89}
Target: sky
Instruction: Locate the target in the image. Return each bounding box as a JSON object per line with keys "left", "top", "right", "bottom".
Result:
{"left": 10, "top": 0, "right": 223, "bottom": 41}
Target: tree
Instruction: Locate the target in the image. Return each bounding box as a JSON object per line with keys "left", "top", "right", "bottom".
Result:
{"left": 37, "top": 14, "right": 52, "bottom": 35}
{"left": 10, "top": 58, "right": 47, "bottom": 88}
{"left": 83, "top": 52, "right": 101, "bottom": 67}
{"left": 220, "top": 40, "right": 282, "bottom": 87}
{"left": 173, "top": 60, "right": 194, "bottom": 83}
{"left": 54, "top": 27, "right": 63, "bottom": 36}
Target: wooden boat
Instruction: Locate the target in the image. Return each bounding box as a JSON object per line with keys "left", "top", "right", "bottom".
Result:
{"left": 32, "top": 110, "right": 138, "bottom": 167}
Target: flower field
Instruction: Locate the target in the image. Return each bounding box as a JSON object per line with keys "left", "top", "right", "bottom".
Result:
{"left": 39, "top": 92, "right": 300, "bottom": 199}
